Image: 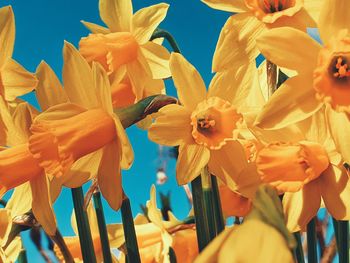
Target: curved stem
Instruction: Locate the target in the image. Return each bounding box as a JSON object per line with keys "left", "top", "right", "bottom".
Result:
{"left": 151, "top": 28, "right": 181, "bottom": 53}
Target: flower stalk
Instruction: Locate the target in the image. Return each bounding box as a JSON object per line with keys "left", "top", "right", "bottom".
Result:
{"left": 17, "top": 249, "right": 28, "bottom": 263}
{"left": 306, "top": 218, "right": 318, "bottom": 263}
{"left": 93, "top": 191, "right": 113, "bottom": 263}
{"left": 151, "top": 28, "right": 181, "bottom": 53}
{"left": 71, "top": 187, "right": 97, "bottom": 263}
{"left": 50, "top": 230, "right": 74, "bottom": 263}
{"left": 121, "top": 194, "right": 141, "bottom": 263}
{"left": 336, "top": 220, "right": 349, "bottom": 263}
{"left": 293, "top": 232, "right": 305, "bottom": 263}
{"left": 211, "top": 175, "right": 225, "bottom": 234}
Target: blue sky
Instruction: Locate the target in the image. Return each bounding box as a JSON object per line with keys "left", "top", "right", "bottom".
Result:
{"left": 1, "top": 0, "right": 230, "bottom": 261}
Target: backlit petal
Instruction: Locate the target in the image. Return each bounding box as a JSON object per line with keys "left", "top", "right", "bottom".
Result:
{"left": 99, "top": 0, "right": 132, "bottom": 32}
{"left": 92, "top": 62, "right": 113, "bottom": 114}
{"left": 201, "top": 0, "right": 249, "bottom": 12}
{"left": 81, "top": 20, "right": 110, "bottom": 34}
{"left": 0, "top": 6, "right": 15, "bottom": 65}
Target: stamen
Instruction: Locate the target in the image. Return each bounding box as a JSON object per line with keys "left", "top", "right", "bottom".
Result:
{"left": 197, "top": 117, "right": 215, "bottom": 130}
{"left": 274, "top": 0, "right": 280, "bottom": 11}
{"left": 333, "top": 57, "right": 350, "bottom": 78}
{"left": 261, "top": 0, "right": 287, "bottom": 13}
{"left": 263, "top": 0, "right": 271, "bottom": 11}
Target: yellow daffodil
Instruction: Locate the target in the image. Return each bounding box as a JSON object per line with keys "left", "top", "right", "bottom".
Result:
{"left": 28, "top": 42, "right": 134, "bottom": 211}
{"left": 219, "top": 184, "right": 252, "bottom": 217}
{"left": 79, "top": 0, "right": 170, "bottom": 108}
{"left": 255, "top": 0, "right": 350, "bottom": 124}
{"left": 148, "top": 53, "right": 262, "bottom": 197}
{"left": 201, "top": 0, "right": 322, "bottom": 72}
{"left": 0, "top": 6, "right": 37, "bottom": 102}
{"left": 252, "top": 106, "right": 350, "bottom": 232}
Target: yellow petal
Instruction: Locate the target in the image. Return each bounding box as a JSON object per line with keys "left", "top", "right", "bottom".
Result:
{"left": 200, "top": 0, "right": 249, "bottom": 12}
{"left": 4, "top": 236, "right": 21, "bottom": 262}
{"left": 132, "top": 3, "right": 169, "bottom": 45}
{"left": 92, "top": 62, "right": 113, "bottom": 114}
{"left": 85, "top": 202, "right": 100, "bottom": 236}
{"left": 0, "top": 209, "right": 11, "bottom": 246}
{"left": 30, "top": 174, "right": 57, "bottom": 236}
{"left": 213, "top": 13, "right": 264, "bottom": 72}
{"left": 147, "top": 185, "right": 163, "bottom": 228}
{"left": 140, "top": 42, "right": 170, "bottom": 79}
{"left": 303, "top": 0, "right": 324, "bottom": 23}
{"left": 148, "top": 104, "right": 192, "bottom": 146}
{"left": 11, "top": 102, "right": 34, "bottom": 140}
{"left": 35, "top": 61, "right": 67, "bottom": 111}
{"left": 1, "top": 58, "right": 38, "bottom": 101}
{"left": 98, "top": 141, "right": 123, "bottom": 211}
{"left": 126, "top": 59, "right": 148, "bottom": 101}
{"left": 99, "top": 0, "right": 132, "bottom": 32}
{"left": 320, "top": 165, "right": 350, "bottom": 220}
{"left": 208, "top": 141, "right": 251, "bottom": 192}
{"left": 170, "top": 53, "right": 206, "bottom": 110}
{"left": 176, "top": 144, "right": 210, "bottom": 185}
{"left": 5, "top": 183, "right": 32, "bottom": 218}
{"left": 63, "top": 42, "right": 99, "bottom": 109}
{"left": 318, "top": 0, "right": 350, "bottom": 43}
{"left": 282, "top": 180, "right": 321, "bottom": 232}
{"left": 256, "top": 27, "right": 321, "bottom": 73}
{"left": 0, "top": 6, "right": 15, "bottom": 65}
{"left": 255, "top": 75, "right": 323, "bottom": 130}
{"left": 81, "top": 20, "right": 111, "bottom": 34}
{"left": 112, "top": 115, "right": 134, "bottom": 170}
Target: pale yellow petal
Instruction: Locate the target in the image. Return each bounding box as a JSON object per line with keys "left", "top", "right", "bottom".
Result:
{"left": 126, "top": 59, "right": 148, "bottom": 101}
{"left": 4, "top": 236, "right": 21, "bottom": 263}
{"left": 0, "top": 209, "right": 11, "bottom": 246}
{"left": 92, "top": 62, "right": 113, "bottom": 114}
{"left": 30, "top": 174, "right": 57, "bottom": 236}
{"left": 176, "top": 144, "right": 210, "bottom": 185}
{"left": 256, "top": 27, "right": 321, "bottom": 73}
{"left": 303, "top": 0, "right": 324, "bottom": 23}
{"left": 5, "top": 183, "right": 32, "bottom": 218}
{"left": 201, "top": 0, "right": 249, "bottom": 12}
{"left": 320, "top": 165, "right": 350, "bottom": 220}
{"left": 1, "top": 58, "right": 38, "bottom": 101}
{"left": 148, "top": 104, "right": 192, "bottom": 146}
{"left": 63, "top": 42, "right": 98, "bottom": 109}
{"left": 99, "top": 0, "right": 132, "bottom": 32}
{"left": 86, "top": 202, "right": 100, "bottom": 236}
{"left": 0, "top": 6, "right": 15, "bottom": 65}
{"left": 283, "top": 180, "right": 321, "bottom": 232}
{"left": 11, "top": 102, "right": 33, "bottom": 139}
{"left": 35, "top": 61, "right": 67, "bottom": 111}
{"left": 81, "top": 20, "right": 111, "bottom": 34}
{"left": 98, "top": 141, "right": 123, "bottom": 211}
{"left": 140, "top": 42, "right": 170, "bottom": 79}
{"left": 113, "top": 115, "right": 134, "bottom": 170}
{"left": 255, "top": 75, "right": 323, "bottom": 130}
{"left": 170, "top": 53, "right": 206, "bottom": 110}
{"left": 147, "top": 185, "right": 163, "bottom": 228}
{"left": 132, "top": 3, "right": 169, "bottom": 45}
{"left": 213, "top": 13, "right": 264, "bottom": 72}
{"left": 318, "top": 0, "right": 350, "bottom": 43}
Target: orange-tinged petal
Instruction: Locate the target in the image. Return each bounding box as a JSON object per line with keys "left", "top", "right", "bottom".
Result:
{"left": 170, "top": 53, "right": 206, "bottom": 110}
{"left": 208, "top": 141, "right": 247, "bottom": 187}
{"left": 257, "top": 141, "right": 329, "bottom": 193}
{"left": 0, "top": 144, "right": 42, "bottom": 196}
{"left": 131, "top": 3, "right": 169, "bottom": 45}
{"left": 303, "top": 0, "right": 324, "bottom": 23}
{"left": 140, "top": 42, "right": 170, "bottom": 79}
{"left": 29, "top": 105, "right": 116, "bottom": 178}
{"left": 256, "top": 27, "right": 321, "bottom": 73}
{"left": 318, "top": 0, "right": 350, "bottom": 44}
{"left": 111, "top": 77, "right": 136, "bottom": 108}
{"left": 93, "top": 62, "right": 113, "bottom": 114}
{"left": 283, "top": 180, "right": 321, "bottom": 232}
{"left": 176, "top": 144, "right": 210, "bottom": 185}
{"left": 0, "top": 209, "right": 11, "bottom": 245}
{"left": 99, "top": 0, "right": 132, "bottom": 32}
{"left": 201, "top": 0, "right": 249, "bottom": 12}
{"left": 0, "top": 6, "right": 15, "bottom": 65}
{"left": 255, "top": 75, "right": 323, "bottom": 130}
{"left": 63, "top": 42, "right": 99, "bottom": 109}
{"left": 81, "top": 20, "right": 110, "bottom": 34}
{"left": 148, "top": 104, "right": 192, "bottom": 146}
{"left": 213, "top": 13, "right": 264, "bottom": 72}
{"left": 1, "top": 58, "right": 38, "bottom": 101}
{"left": 320, "top": 165, "right": 350, "bottom": 220}
{"left": 172, "top": 229, "right": 198, "bottom": 263}
{"left": 219, "top": 185, "right": 252, "bottom": 217}
{"left": 35, "top": 61, "right": 67, "bottom": 111}
{"left": 126, "top": 58, "right": 149, "bottom": 101}
{"left": 98, "top": 141, "right": 123, "bottom": 211}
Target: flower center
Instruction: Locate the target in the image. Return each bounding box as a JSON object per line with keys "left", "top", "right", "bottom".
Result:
{"left": 330, "top": 56, "right": 350, "bottom": 79}
{"left": 191, "top": 97, "right": 243, "bottom": 150}
{"left": 259, "top": 0, "right": 288, "bottom": 13}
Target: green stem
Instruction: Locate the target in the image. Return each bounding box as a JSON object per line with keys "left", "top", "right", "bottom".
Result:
{"left": 93, "top": 191, "right": 113, "bottom": 263}
{"left": 71, "top": 187, "right": 97, "bottom": 263}
{"left": 306, "top": 218, "right": 318, "bottom": 263}
{"left": 211, "top": 175, "right": 225, "bottom": 234}
{"left": 121, "top": 196, "right": 141, "bottom": 263}
{"left": 151, "top": 28, "right": 181, "bottom": 53}
{"left": 191, "top": 176, "right": 210, "bottom": 251}
{"left": 169, "top": 247, "right": 177, "bottom": 263}
{"left": 337, "top": 220, "right": 349, "bottom": 263}
{"left": 17, "top": 249, "right": 28, "bottom": 263}
{"left": 293, "top": 232, "right": 305, "bottom": 263}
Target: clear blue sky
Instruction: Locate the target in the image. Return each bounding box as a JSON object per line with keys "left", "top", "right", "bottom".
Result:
{"left": 1, "top": 0, "right": 229, "bottom": 261}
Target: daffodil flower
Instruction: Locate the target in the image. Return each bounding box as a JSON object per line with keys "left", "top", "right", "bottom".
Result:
{"left": 200, "top": 0, "right": 322, "bottom": 72}
{"left": 28, "top": 42, "right": 134, "bottom": 211}
{"left": 148, "top": 53, "right": 263, "bottom": 197}
{"left": 219, "top": 184, "right": 252, "bottom": 217}
{"left": 79, "top": 0, "right": 170, "bottom": 107}
{"left": 255, "top": 0, "right": 350, "bottom": 127}
{"left": 0, "top": 6, "right": 37, "bottom": 102}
